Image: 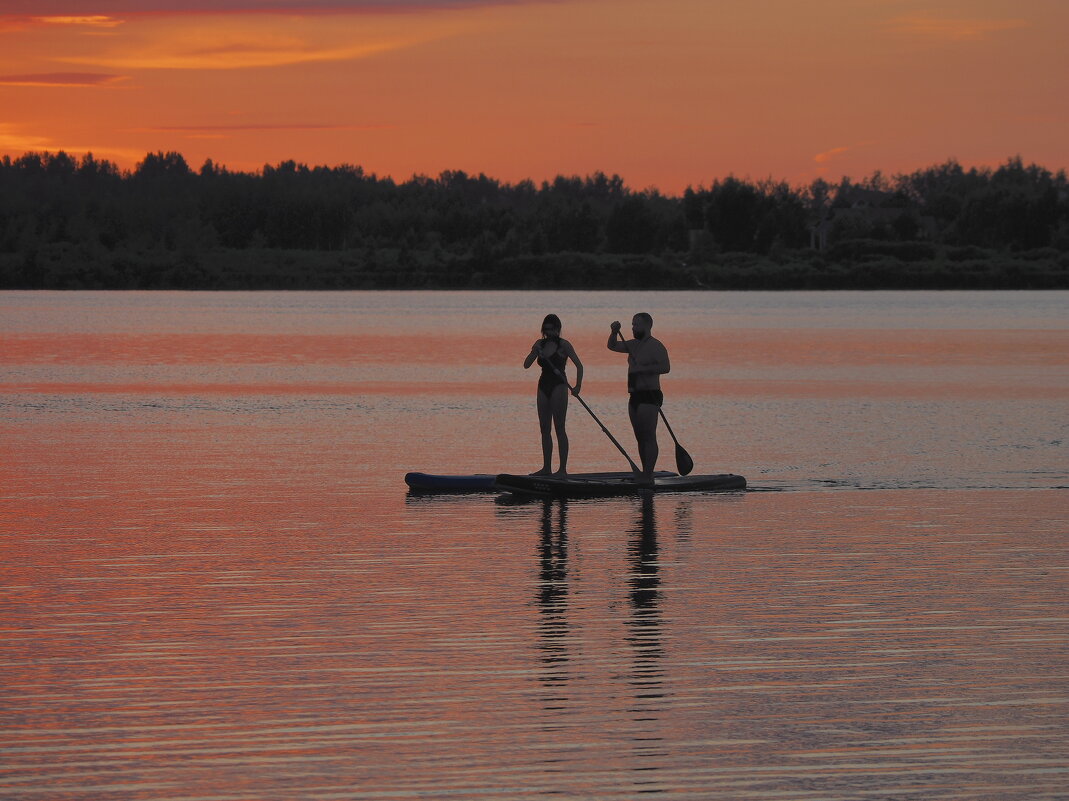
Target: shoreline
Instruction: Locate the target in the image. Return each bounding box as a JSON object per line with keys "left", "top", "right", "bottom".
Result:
{"left": 3, "top": 245, "right": 1067, "bottom": 291}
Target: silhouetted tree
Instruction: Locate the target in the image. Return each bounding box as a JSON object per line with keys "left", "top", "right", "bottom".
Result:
{"left": 0, "top": 151, "right": 1066, "bottom": 289}
{"left": 705, "top": 177, "right": 762, "bottom": 252}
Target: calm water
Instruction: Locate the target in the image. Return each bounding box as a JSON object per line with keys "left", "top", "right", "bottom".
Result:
{"left": 1, "top": 290, "right": 1067, "bottom": 800}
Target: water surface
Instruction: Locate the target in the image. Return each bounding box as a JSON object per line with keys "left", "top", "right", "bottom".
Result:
{"left": 1, "top": 290, "right": 1067, "bottom": 799}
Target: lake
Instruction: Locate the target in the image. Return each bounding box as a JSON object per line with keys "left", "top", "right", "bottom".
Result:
{"left": 1, "top": 290, "right": 1067, "bottom": 800}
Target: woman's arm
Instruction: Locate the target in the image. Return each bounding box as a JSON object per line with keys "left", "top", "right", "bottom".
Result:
{"left": 564, "top": 340, "right": 584, "bottom": 394}
{"left": 523, "top": 340, "right": 542, "bottom": 369}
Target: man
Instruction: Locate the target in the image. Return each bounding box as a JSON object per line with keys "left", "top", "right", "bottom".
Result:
{"left": 607, "top": 312, "right": 670, "bottom": 485}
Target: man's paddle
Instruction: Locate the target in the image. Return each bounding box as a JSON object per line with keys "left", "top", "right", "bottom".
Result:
{"left": 538, "top": 348, "right": 641, "bottom": 475}
{"left": 657, "top": 409, "right": 694, "bottom": 476}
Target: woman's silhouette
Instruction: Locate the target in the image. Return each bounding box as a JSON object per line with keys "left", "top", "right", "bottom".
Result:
{"left": 524, "top": 314, "right": 584, "bottom": 476}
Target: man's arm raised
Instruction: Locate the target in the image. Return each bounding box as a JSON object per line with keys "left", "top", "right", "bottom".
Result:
{"left": 607, "top": 321, "right": 628, "bottom": 353}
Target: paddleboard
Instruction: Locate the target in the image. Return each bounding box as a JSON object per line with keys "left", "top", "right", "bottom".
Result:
{"left": 494, "top": 472, "right": 746, "bottom": 498}
{"left": 406, "top": 470, "right": 675, "bottom": 493}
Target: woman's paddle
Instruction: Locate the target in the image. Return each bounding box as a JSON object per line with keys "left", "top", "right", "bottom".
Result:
{"left": 658, "top": 408, "right": 694, "bottom": 476}
{"left": 539, "top": 350, "right": 641, "bottom": 474}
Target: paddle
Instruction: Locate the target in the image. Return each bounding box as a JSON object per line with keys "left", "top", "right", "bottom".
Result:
{"left": 537, "top": 347, "right": 641, "bottom": 475}
{"left": 657, "top": 409, "right": 694, "bottom": 476}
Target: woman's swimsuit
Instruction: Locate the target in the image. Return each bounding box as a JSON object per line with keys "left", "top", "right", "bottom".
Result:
{"left": 537, "top": 343, "right": 568, "bottom": 399}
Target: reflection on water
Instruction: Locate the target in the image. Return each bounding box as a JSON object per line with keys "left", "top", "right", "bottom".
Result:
{"left": 4, "top": 466, "right": 1069, "bottom": 798}
{"left": 628, "top": 495, "right": 664, "bottom": 703}
{"left": 626, "top": 495, "right": 669, "bottom": 781}
{"left": 2, "top": 291, "right": 1068, "bottom": 799}
{"left": 537, "top": 499, "right": 570, "bottom": 693}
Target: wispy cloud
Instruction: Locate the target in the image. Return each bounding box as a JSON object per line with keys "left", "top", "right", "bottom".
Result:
{"left": 0, "top": 123, "right": 142, "bottom": 161}
{"left": 0, "top": 71, "right": 127, "bottom": 86}
{"left": 0, "top": 123, "right": 53, "bottom": 151}
{"left": 144, "top": 123, "right": 388, "bottom": 130}
{"left": 2, "top": 1, "right": 535, "bottom": 16}
{"left": 0, "top": 13, "right": 124, "bottom": 32}
{"left": 133, "top": 122, "right": 392, "bottom": 138}
{"left": 885, "top": 14, "right": 1029, "bottom": 42}
{"left": 4, "top": 2, "right": 482, "bottom": 73}
{"left": 813, "top": 146, "right": 849, "bottom": 165}
{"left": 31, "top": 15, "right": 124, "bottom": 27}
{"left": 62, "top": 32, "right": 411, "bottom": 69}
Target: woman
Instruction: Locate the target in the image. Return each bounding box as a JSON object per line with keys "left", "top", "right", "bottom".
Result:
{"left": 524, "top": 314, "right": 583, "bottom": 476}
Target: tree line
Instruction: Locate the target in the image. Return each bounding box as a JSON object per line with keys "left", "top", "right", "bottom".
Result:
{"left": 1, "top": 150, "right": 1067, "bottom": 289}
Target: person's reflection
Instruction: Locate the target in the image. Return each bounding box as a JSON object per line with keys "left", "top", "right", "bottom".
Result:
{"left": 674, "top": 497, "right": 694, "bottom": 544}
{"left": 536, "top": 498, "right": 569, "bottom": 699}
{"left": 627, "top": 493, "right": 668, "bottom": 769}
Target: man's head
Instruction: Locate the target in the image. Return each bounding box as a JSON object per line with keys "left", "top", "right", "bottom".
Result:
{"left": 632, "top": 312, "right": 653, "bottom": 340}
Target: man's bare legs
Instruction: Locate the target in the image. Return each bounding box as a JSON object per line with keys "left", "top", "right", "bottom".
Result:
{"left": 628, "top": 401, "right": 659, "bottom": 484}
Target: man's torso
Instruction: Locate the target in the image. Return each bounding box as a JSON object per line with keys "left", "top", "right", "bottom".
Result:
{"left": 626, "top": 336, "right": 665, "bottom": 392}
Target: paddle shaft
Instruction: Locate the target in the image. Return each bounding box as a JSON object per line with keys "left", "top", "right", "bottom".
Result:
{"left": 572, "top": 393, "right": 642, "bottom": 474}
{"left": 658, "top": 408, "right": 679, "bottom": 442}
{"left": 537, "top": 347, "right": 641, "bottom": 474}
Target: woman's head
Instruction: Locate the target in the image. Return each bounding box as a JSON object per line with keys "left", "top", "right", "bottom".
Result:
{"left": 541, "top": 314, "right": 562, "bottom": 338}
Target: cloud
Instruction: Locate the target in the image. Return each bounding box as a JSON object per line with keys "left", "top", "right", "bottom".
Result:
{"left": 134, "top": 122, "right": 392, "bottom": 137}
{"left": 62, "top": 32, "right": 410, "bottom": 69}
{"left": 0, "top": 71, "right": 127, "bottom": 86}
{"left": 0, "top": 123, "right": 53, "bottom": 151}
{"left": 4, "top": 3, "right": 481, "bottom": 73}
{"left": 885, "top": 14, "right": 1029, "bottom": 41}
{"left": 0, "top": 13, "right": 125, "bottom": 31}
{"left": 31, "top": 15, "right": 124, "bottom": 26}
{"left": 144, "top": 123, "right": 387, "bottom": 130}
{"left": 813, "top": 146, "right": 849, "bottom": 164}
{"left": 0, "top": 127, "right": 146, "bottom": 161}
{"left": 2, "top": 1, "right": 535, "bottom": 16}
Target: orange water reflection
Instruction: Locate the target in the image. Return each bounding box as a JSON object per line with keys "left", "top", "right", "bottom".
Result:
{"left": 2, "top": 292, "right": 1067, "bottom": 799}
{"left": 4, "top": 326, "right": 1065, "bottom": 403}
{"left": 3, "top": 377, "right": 1064, "bottom": 400}
{"left": 3, "top": 476, "right": 1066, "bottom": 798}
{"left": 4, "top": 329, "right": 1067, "bottom": 367}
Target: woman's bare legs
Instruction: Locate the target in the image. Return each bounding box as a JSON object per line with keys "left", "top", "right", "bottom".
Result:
{"left": 532, "top": 384, "right": 569, "bottom": 476}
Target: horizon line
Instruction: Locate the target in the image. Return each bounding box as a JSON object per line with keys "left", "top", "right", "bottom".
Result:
{"left": 1, "top": 148, "right": 1063, "bottom": 196}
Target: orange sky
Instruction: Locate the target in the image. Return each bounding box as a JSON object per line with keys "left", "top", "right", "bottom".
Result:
{"left": 1, "top": 0, "right": 1066, "bottom": 193}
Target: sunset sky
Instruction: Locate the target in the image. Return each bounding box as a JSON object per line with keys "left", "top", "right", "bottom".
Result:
{"left": 1, "top": 0, "right": 1065, "bottom": 193}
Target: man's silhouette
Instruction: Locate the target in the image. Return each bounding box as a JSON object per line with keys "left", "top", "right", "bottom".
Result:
{"left": 607, "top": 313, "right": 670, "bottom": 485}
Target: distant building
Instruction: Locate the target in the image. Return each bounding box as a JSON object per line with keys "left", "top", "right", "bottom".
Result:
{"left": 839, "top": 187, "right": 893, "bottom": 208}
{"left": 808, "top": 212, "right": 831, "bottom": 251}
{"left": 808, "top": 187, "right": 937, "bottom": 249}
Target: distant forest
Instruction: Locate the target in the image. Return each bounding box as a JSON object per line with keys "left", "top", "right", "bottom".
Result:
{"left": 1, "top": 150, "right": 1067, "bottom": 289}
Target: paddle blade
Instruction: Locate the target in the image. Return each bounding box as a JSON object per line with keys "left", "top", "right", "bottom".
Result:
{"left": 675, "top": 443, "right": 694, "bottom": 476}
